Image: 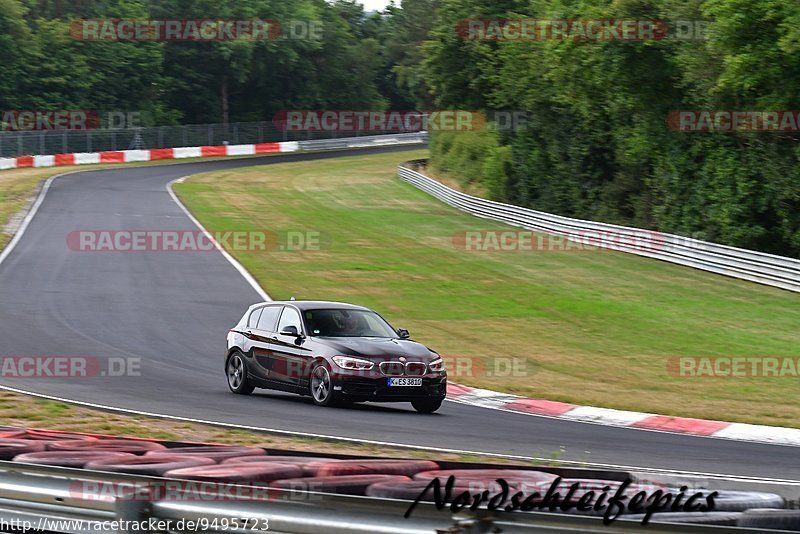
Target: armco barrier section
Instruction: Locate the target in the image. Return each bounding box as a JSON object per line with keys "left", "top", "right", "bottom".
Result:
{"left": 0, "top": 427, "right": 794, "bottom": 533}
{"left": 398, "top": 164, "right": 800, "bottom": 293}
{"left": 0, "top": 133, "right": 428, "bottom": 171}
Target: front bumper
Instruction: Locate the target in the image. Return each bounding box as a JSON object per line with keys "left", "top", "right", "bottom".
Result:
{"left": 332, "top": 370, "right": 447, "bottom": 402}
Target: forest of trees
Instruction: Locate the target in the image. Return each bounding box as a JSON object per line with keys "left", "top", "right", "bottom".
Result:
{"left": 1, "top": 0, "right": 798, "bottom": 256}
{"left": 0, "top": 0, "right": 434, "bottom": 124}
{"left": 423, "top": 0, "right": 800, "bottom": 257}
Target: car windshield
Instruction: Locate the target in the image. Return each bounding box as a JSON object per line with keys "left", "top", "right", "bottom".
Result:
{"left": 304, "top": 309, "right": 398, "bottom": 338}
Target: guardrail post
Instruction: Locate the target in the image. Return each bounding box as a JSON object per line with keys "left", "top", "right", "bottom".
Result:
{"left": 114, "top": 488, "right": 152, "bottom": 534}
{"left": 438, "top": 511, "right": 498, "bottom": 533}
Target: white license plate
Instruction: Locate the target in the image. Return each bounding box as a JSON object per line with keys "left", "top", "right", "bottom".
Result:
{"left": 387, "top": 377, "right": 422, "bottom": 387}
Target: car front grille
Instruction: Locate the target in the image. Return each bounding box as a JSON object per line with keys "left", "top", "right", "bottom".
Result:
{"left": 379, "top": 362, "right": 406, "bottom": 376}
{"left": 405, "top": 362, "right": 426, "bottom": 376}
{"left": 379, "top": 361, "right": 427, "bottom": 376}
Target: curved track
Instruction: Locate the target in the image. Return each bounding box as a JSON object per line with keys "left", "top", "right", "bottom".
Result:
{"left": 0, "top": 146, "right": 795, "bottom": 479}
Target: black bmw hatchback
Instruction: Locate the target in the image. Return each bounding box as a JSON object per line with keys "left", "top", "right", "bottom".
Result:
{"left": 225, "top": 300, "right": 447, "bottom": 413}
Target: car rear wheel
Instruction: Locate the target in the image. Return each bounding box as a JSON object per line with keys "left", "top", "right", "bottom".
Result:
{"left": 411, "top": 398, "right": 443, "bottom": 414}
{"left": 226, "top": 351, "right": 254, "bottom": 395}
{"left": 310, "top": 364, "right": 340, "bottom": 407}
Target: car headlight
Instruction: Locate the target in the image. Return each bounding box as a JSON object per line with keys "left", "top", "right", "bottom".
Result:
{"left": 332, "top": 356, "right": 374, "bottom": 371}
{"left": 428, "top": 357, "right": 445, "bottom": 372}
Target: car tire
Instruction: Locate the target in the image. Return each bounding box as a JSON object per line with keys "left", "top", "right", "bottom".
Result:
{"left": 309, "top": 363, "right": 340, "bottom": 407}
{"left": 226, "top": 351, "right": 255, "bottom": 395}
{"left": 411, "top": 398, "right": 443, "bottom": 414}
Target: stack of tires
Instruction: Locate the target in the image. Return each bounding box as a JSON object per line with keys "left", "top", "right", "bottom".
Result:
{"left": 3, "top": 431, "right": 798, "bottom": 529}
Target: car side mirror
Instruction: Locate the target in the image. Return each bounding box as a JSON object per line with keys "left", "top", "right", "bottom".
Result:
{"left": 280, "top": 326, "right": 299, "bottom": 337}
{"left": 397, "top": 328, "right": 410, "bottom": 339}
{"left": 280, "top": 325, "right": 306, "bottom": 344}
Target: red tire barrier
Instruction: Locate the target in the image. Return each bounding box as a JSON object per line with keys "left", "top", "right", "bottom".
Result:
{"left": 13, "top": 451, "right": 136, "bottom": 468}
{"left": 223, "top": 455, "right": 339, "bottom": 465}
{"left": 271, "top": 475, "right": 411, "bottom": 496}
{"left": 367, "top": 478, "right": 511, "bottom": 501}
{"left": 254, "top": 143, "right": 280, "bottom": 154}
{"left": 0, "top": 427, "right": 25, "bottom": 439}
{"left": 16, "top": 156, "right": 33, "bottom": 168}
{"left": 99, "top": 151, "right": 124, "bottom": 163}
{"left": 0, "top": 439, "right": 47, "bottom": 460}
{"left": 147, "top": 446, "right": 265, "bottom": 463}
{"left": 222, "top": 456, "right": 342, "bottom": 476}
{"left": 305, "top": 459, "right": 439, "bottom": 477}
{"left": 200, "top": 146, "right": 226, "bottom": 157}
{"left": 149, "top": 148, "right": 174, "bottom": 160}
{"left": 414, "top": 469, "right": 558, "bottom": 486}
{"left": 164, "top": 463, "right": 304, "bottom": 483}
{"left": 85, "top": 455, "right": 217, "bottom": 476}
{"left": 47, "top": 439, "right": 166, "bottom": 454}
{"left": 54, "top": 154, "right": 75, "bottom": 166}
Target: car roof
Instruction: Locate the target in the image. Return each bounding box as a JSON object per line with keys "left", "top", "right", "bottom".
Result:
{"left": 248, "top": 300, "right": 372, "bottom": 312}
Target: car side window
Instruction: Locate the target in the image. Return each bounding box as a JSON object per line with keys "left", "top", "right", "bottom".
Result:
{"left": 257, "top": 306, "right": 281, "bottom": 332}
{"left": 277, "top": 306, "right": 302, "bottom": 333}
{"left": 248, "top": 308, "right": 263, "bottom": 328}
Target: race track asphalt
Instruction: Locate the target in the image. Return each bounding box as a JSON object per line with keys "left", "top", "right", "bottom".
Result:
{"left": 0, "top": 145, "right": 795, "bottom": 480}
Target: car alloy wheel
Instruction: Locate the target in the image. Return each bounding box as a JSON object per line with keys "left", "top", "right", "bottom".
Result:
{"left": 226, "top": 351, "right": 254, "bottom": 395}
{"left": 310, "top": 364, "right": 338, "bottom": 406}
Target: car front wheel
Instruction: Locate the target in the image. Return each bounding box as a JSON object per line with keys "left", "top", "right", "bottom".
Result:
{"left": 310, "top": 363, "right": 340, "bottom": 407}
{"left": 411, "top": 398, "right": 443, "bottom": 414}
{"left": 226, "top": 351, "right": 254, "bottom": 395}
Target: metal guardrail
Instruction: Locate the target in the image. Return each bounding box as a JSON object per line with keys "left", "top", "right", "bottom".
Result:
{"left": 297, "top": 132, "right": 428, "bottom": 152}
{"left": 0, "top": 461, "right": 780, "bottom": 534}
{"left": 398, "top": 163, "right": 800, "bottom": 293}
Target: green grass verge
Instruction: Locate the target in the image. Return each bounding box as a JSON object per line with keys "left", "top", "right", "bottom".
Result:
{"left": 174, "top": 149, "right": 800, "bottom": 428}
